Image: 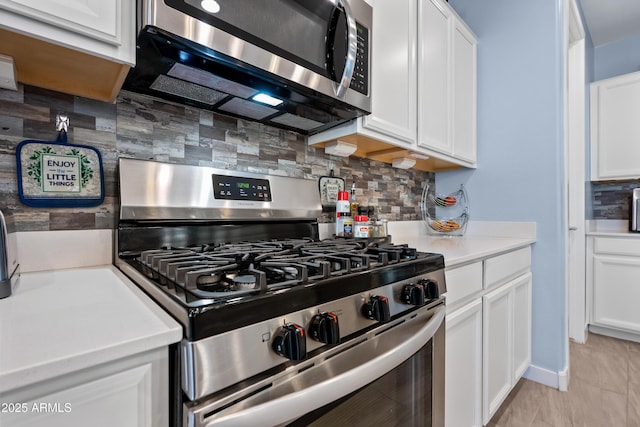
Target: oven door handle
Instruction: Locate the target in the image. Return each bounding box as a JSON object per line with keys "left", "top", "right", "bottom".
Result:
{"left": 200, "top": 305, "right": 445, "bottom": 427}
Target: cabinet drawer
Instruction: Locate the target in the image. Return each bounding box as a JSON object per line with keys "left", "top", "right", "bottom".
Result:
{"left": 445, "top": 261, "right": 483, "bottom": 306}
{"left": 593, "top": 237, "right": 640, "bottom": 257}
{"left": 484, "top": 247, "right": 531, "bottom": 290}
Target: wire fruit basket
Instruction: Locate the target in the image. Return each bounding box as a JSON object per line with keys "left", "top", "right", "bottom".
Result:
{"left": 420, "top": 184, "right": 469, "bottom": 236}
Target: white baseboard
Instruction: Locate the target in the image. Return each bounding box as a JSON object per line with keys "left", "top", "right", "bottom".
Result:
{"left": 523, "top": 364, "right": 568, "bottom": 391}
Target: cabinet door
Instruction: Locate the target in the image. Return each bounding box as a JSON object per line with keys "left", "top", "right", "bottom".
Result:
{"left": 446, "top": 299, "right": 483, "bottom": 427}
{"left": 418, "top": 0, "right": 451, "bottom": 154}
{"left": 451, "top": 19, "right": 477, "bottom": 163}
{"left": 591, "top": 72, "right": 640, "bottom": 180}
{"left": 362, "top": 0, "right": 417, "bottom": 144}
{"left": 592, "top": 254, "right": 640, "bottom": 331}
{"left": 0, "top": 0, "right": 133, "bottom": 61}
{"left": 512, "top": 273, "right": 532, "bottom": 381}
{"left": 0, "top": 365, "right": 153, "bottom": 427}
{"left": 483, "top": 282, "right": 513, "bottom": 425}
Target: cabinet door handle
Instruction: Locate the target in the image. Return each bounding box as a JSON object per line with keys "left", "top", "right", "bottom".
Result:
{"left": 569, "top": 226, "right": 578, "bottom": 231}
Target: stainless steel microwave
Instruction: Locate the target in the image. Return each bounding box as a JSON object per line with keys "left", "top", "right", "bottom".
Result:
{"left": 125, "top": 0, "right": 372, "bottom": 135}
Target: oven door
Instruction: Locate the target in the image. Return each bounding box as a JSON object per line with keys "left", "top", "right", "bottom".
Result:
{"left": 186, "top": 304, "right": 445, "bottom": 427}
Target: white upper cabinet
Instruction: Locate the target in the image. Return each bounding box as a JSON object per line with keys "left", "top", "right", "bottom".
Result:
{"left": 418, "top": 0, "right": 477, "bottom": 166}
{"left": 308, "top": 0, "right": 477, "bottom": 172}
{"left": 0, "top": 0, "right": 135, "bottom": 101}
{"left": 590, "top": 71, "right": 640, "bottom": 181}
{"left": 451, "top": 18, "right": 477, "bottom": 162}
{"left": 0, "top": 0, "right": 134, "bottom": 65}
{"left": 418, "top": 0, "right": 450, "bottom": 154}
{"left": 360, "top": 0, "right": 417, "bottom": 145}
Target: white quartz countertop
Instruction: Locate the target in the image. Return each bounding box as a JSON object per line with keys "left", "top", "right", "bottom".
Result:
{"left": 386, "top": 221, "right": 536, "bottom": 268}
{"left": 395, "top": 235, "right": 535, "bottom": 268}
{"left": 586, "top": 220, "right": 640, "bottom": 237}
{"left": 0, "top": 265, "right": 182, "bottom": 394}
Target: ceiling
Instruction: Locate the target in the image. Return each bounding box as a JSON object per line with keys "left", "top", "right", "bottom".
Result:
{"left": 579, "top": 0, "right": 640, "bottom": 47}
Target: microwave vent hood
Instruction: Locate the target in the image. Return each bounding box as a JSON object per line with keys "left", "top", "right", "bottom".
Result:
{"left": 123, "top": 0, "right": 372, "bottom": 136}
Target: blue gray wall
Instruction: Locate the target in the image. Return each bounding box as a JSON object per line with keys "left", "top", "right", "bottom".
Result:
{"left": 442, "top": 0, "right": 567, "bottom": 374}
{"left": 594, "top": 34, "right": 640, "bottom": 81}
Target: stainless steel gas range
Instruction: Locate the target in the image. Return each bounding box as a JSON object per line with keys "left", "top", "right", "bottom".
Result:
{"left": 114, "top": 158, "right": 446, "bottom": 427}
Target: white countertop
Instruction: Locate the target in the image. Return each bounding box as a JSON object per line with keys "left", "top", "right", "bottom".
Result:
{"left": 586, "top": 220, "right": 640, "bottom": 237}
{"left": 0, "top": 265, "right": 182, "bottom": 394}
{"left": 395, "top": 235, "right": 535, "bottom": 267}
{"left": 386, "top": 220, "right": 536, "bottom": 268}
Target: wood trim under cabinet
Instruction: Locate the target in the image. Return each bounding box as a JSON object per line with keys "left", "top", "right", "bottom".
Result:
{"left": 0, "top": 28, "right": 130, "bottom": 102}
{"left": 312, "top": 133, "right": 462, "bottom": 173}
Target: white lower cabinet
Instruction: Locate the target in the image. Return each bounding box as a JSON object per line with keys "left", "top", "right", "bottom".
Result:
{"left": 589, "top": 236, "right": 640, "bottom": 334}
{"left": 0, "top": 348, "right": 169, "bottom": 427}
{"left": 445, "top": 298, "right": 483, "bottom": 427}
{"left": 444, "top": 248, "right": 532, "bottom": 427}
{"left": 482, "top": 273, "right": 532, "bottom": 425}
{"left": 512, "top": 274, "right": 532, "bottom": 381}
{"left": 483, "top": 282, "right": 513, "bottom": 423}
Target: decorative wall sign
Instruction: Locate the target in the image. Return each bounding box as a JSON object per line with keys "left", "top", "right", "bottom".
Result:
{"left": 16, "top": 135, "right": 104, "bottom": 207}
{"left": 318, "top": 172, "right": 345, "bottom": 212}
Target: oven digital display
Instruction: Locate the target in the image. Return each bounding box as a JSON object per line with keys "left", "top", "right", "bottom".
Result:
{"left": 212, "top": 175, "right": 272, "bottom": 201}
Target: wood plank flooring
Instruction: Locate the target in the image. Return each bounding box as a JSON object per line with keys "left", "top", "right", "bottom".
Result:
{"left": 487, "top": 333, "right": 640, "bottom": 426}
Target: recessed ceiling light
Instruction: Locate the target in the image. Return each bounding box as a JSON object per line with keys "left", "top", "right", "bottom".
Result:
{"left": 201, "top": 0, "right": 220, "bottom": 13}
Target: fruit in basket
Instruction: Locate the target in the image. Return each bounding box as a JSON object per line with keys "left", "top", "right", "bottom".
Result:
{"left": 430, "top": 219, "right": 461, "bottom": 232}
{"left": 432, "top": 194, "right": 457, "bottom": 206}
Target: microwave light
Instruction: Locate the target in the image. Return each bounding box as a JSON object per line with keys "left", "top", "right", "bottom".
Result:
{"left": 201, "top": 0, "right": 220, "bottom": 13}
{"left": 252, "top": 93, "right": 283, "bottom": 107}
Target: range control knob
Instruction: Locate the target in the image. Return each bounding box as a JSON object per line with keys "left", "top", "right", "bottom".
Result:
{"left": 363, "top": 295, "right": 391, "bottom": 322}
{"left": 272, "top": 323, "right": 307, "bottom": 360}
{"left": 309, "top": 312, "right": 340, "bottom": 344}
{"left": 420, "top": 279, "right": 440, "bottom": 300}
{"left": 402, "top": 283, "right": 426, "bottom": 306}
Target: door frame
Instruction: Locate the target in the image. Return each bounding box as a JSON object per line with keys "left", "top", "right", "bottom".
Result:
{"left": 565, "top": 0, "right": 587, "bottom": 347}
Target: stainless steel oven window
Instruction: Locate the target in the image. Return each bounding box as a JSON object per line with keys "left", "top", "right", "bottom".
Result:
{"left": 289, "top": 337, "right": 438, "bottom": 426}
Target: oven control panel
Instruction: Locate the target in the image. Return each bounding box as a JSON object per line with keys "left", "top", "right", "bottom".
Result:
{"left": 212, "top": 174, "right": 272, "bottom": 201}
{"left": 270, "top": 271, "right": 445, "bottom": 361}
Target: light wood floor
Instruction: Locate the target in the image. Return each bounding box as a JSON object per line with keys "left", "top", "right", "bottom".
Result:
{"left": 487, "top": 333, "right": 640, "bottom": 427}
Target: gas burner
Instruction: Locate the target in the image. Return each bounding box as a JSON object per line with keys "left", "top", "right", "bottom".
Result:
{"left": 232, "top": 274, "right": 257, "bottom": 290}
{"left": 130, "top": 239, "right": 433, "bottom": 307}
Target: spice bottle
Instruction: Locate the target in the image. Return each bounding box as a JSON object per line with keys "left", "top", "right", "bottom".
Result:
{"left": 335, "top": 191, "right": 350, "bottom": 237}
{"left": 349, "top": 183, "right": 359, "bottom": 217}
{"left": 342, "top": 214, "right": 353, "bottom": 238}
{"left": 354, "top": 215, "right": 370, "bottom": 238}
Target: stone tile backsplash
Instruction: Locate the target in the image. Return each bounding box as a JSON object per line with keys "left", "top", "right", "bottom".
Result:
{"left": 591, "top": 180, "right": 640, "bottom": 219}
{"left": 0, "top": 85, "right": 434, "bottom": 233}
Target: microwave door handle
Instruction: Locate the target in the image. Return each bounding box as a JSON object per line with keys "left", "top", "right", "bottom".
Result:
{"left": 332, "top": 0, "right": 358, "bottom": 99}
{"left": 201, "top": 306, "right": 445, "bottom": 427}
